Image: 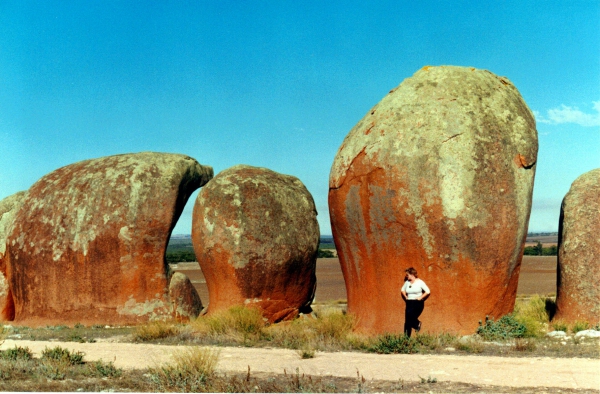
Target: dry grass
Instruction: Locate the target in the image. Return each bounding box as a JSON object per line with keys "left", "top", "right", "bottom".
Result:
{"left": 513, "top": 295, "right": 550, "bottom": 337}
{"left": 133, "top": 320, "right": 182, "bottom": 342}
{"left": 148, "top": 347, "right": 220, "bottom": 392}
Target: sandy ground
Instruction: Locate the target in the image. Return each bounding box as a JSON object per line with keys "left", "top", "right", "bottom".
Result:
{"left": 173, "top": 256, "right": 559, "bottom": 305}
{"left": 2, "top": 339, "right": 598, "bottom": 390}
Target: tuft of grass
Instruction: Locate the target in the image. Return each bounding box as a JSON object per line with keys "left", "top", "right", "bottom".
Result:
{"left": 369, "top": 334, "right": 420, "bottom": 354}
{"left": 571, "top": 321, "right": 590, "bottom": 333}
{"left": 133, "top": 320, "right": 180, "bottom": 342}
{"left": 513, "top": 295, "right": 549, "bottom": 338}
{"left": 191, "top": 306, "right": 267, "bottom": 344}
{"left": 148, "top": 347, "right": 220, "bottom": 392}
{"left": 297, "top": 342, "right": 316, "bottom": 359}
{"left": 513, "top": 338, "right": 536, "bottom": 352}
{"left": 456, "top": 337, "right": 484, "bottom": 354}
{"left": 477, "top": 314, "right": 526, "bottom": 340}
{"left": 551, "top": 320, "right": 568, "bottom": 332}
{"left": 310, "top": 307, "right": 355, "bottom": 342}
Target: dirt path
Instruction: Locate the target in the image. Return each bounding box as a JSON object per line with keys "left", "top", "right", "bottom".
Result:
{"left": 3, "top": 339, "right": 599, "bottom": 390}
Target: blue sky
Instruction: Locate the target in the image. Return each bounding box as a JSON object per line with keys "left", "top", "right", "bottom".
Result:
{"left": 1, "top": 1, "right": 598, "bottom": 235}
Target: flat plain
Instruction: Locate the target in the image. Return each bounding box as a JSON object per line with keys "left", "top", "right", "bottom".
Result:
{"left": 172, "top": 255, "right": 558, "bottom": 306}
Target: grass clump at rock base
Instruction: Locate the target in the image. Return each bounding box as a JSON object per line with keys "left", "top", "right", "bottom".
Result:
{"left": 133, "top": 320, "right": 182, "bottom": 342}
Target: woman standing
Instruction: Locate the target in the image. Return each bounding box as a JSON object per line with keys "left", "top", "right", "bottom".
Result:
{"left": 401, "top": 267, "right": 430, "bottom": 337}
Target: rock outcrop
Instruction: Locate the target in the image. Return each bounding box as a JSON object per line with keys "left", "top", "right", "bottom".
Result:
{"left": 169, "top": 272, "right": 203, "bottom": 321}
{"left": 192, "top": 165, "right": 319, "bottom": 322}
{"left": 329, "top": 66, "right": 538, "bottom": 334}
{"left": 0, "top": 191, "right": 27, "bottom": 321}
{"left": 555, "top": 169, "right": 600, "bottom": 324}
{"left": 5, "top": 152, "right": 213, "bottom": 326}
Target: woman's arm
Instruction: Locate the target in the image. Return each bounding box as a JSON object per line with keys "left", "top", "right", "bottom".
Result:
{"left": 418, "top": 280, "right": 431, "bottom": 301}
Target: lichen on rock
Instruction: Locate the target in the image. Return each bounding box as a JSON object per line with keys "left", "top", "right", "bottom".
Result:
{"left": 555, "top": 168, "right": 600, "bottom": 324}
{"left": 329, "top": 65, "right": 538, "bottom": 335}
{"left": 5, "top": 152, "right": 213, "bottom": 326}
{"left": 192, "top": 165, "right": 319, "bottom": 322}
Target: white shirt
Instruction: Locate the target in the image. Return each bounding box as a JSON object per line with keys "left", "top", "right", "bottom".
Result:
{"left": 402, "top": 278, "right": 430, "bottom": 300}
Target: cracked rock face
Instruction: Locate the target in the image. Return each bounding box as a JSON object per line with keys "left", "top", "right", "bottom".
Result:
{"left": 329, "top": 66, "right": 538, "bottom": 335}
{"left": 0, "top": 191, "right": 27, "bottom": 321}
{"left": 5, "top": 152, "right": 213, "bottom": 326}
{"left": 192, "top": 165, "right": 319, "bottom": 322}
{"left": 555, "top": 169, "right": 600, "bottom": 324}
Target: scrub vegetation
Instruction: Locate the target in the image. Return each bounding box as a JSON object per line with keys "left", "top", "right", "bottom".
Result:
{"left": 2, "top": 297, "right": 598, "bottom": 392}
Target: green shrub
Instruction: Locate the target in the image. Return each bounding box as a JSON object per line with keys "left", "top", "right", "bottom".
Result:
{"left": 41, "top": 346, "right": 85, "bottom": 365}
{"left": 369, "top": 334, "right": 420, "bottom": 354}
{"left": 477, "top": 314, "right": 526, "bottom": 340}
{"left": 0, "top": 346, "right": 33, "bottom": 361}
{"left": 87, "top": 360, "right": 122, "bottom": 378}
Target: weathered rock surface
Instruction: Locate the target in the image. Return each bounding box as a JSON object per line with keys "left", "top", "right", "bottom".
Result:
{"left": 169, "top": 272, "right": 203, "bottom": 321}
{"left": 0, "top": 191, "right": 27, "bottom": 321}
{"left": 555, "top": 169, "right": 600, "bottom": 324}
{"left": 192, "top": 165, "right": 319, "bottom": 322}
{"left": 329, "top": 66, "right": 538, "bottom": 334}
{"left": 5, "top": 152, "right": 213, "bottom": 326}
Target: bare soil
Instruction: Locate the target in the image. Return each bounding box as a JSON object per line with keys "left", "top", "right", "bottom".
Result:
{"left": 2, "top": 339, "right": 599, "bottom": 392}
{"left": 173, "top": 256, "right": 559, "bottom": 305}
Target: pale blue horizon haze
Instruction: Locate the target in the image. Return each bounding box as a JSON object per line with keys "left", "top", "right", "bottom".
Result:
{"left": 1, "top": 1, "right": 598, "bottom": 236}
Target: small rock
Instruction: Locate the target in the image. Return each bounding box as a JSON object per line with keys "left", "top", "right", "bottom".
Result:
{"left": 444, "top": 347, "right": 456, "bottom": 351}
{"left": 561, "top": 341, "right": 567, "bottom": 345}
{"left": 575, "top": 330, "right": 600, "bottom": 339}
{"left": 546, "top": 331, "right": 567, "bottom": 338}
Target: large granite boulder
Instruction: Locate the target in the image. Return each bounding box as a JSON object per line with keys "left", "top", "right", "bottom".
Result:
{"left": 555, "top": 169, "right": 600, "bottom": 324}
{"left": 0, "top": 191, "right": 27, "bottom": 321}
{"left": 169, "top": 272, "right": 203, "bottom": 321}
{"left": 329, "top": 66, "right": 538, "bottom": 334}
{"left": 5, "top": 152, "right": 213, "bottom": 326}
{"left": 192, "top": 165, "right": 319, "bottom": 322}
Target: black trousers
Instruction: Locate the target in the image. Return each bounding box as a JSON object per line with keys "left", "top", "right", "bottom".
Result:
{"left": 404, "top": 299, "right": 424, "bottom": 337}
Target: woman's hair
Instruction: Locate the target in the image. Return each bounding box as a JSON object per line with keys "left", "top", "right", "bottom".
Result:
{"left": 405, "top": 267, "right": 418, "bottom": 277}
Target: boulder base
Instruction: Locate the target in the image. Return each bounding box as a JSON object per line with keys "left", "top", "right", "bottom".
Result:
{"left": 555, "top": 169, "right": 600, "bottom": 324}
{"left": 192, "top": 165, "right": 319, "bottom": 322}
{"left": 329, "top": 66, "right": 538, "bottom": 334}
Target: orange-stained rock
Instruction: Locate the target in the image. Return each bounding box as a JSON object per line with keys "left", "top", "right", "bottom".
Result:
{"left": 0, "top": 191, "right": 27, "bottom": 321}
{"left": 555, "top": 169, "right": 600, "bottom": 324}
{"left": 169, "top": 272, "right": 203, "bottom": 321}
{"left": 192, "top": 165, "right": 319, "bottom": 322}
{"left": 5, "top": 152, "right": 213, "bottom": 326}
{"left": 329, "top": 66, "right": 538, "bottom": 335}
